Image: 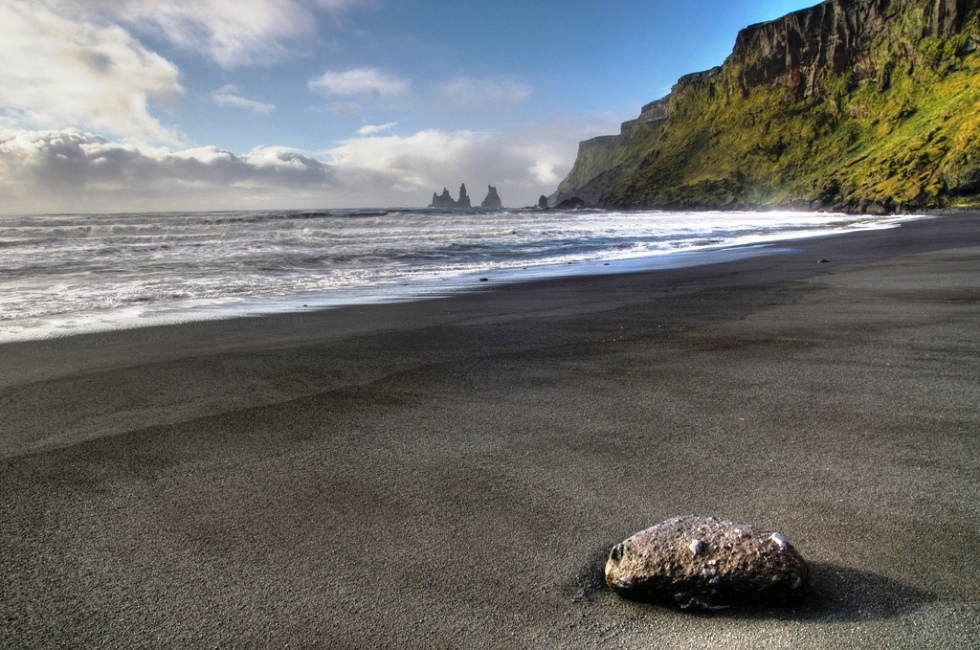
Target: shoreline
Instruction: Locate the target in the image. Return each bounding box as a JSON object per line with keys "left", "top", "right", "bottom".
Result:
{"left": 0, "top": 210, "right": 929, "bottom": 345}
{"left": 1, "top": 213, "right": 978, "bottom": 647}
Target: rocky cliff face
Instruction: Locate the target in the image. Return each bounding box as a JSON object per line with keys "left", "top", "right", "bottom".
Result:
{"left": 553, "top": 0, "right": 980, "bottom": 211}
{"left": 732, "top": 0, "right": 966, "bottom": 96}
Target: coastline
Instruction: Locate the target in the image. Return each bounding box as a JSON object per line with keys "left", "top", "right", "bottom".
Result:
{"left": 1, "top": 213, "right": 978, "bottom": 647}
{"left": 0, "top": 209, "right": 927, "bottom": 345}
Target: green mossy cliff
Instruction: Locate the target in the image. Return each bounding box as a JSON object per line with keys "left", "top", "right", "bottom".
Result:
{"left": 553, "top": 0, "right": 980, "bottom": 211}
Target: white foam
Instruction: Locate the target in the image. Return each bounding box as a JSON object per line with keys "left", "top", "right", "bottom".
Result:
{"left": 0, "top": 209, "right": 927, "bottom": 343}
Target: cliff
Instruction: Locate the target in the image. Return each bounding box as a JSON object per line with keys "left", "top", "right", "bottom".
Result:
{"left": 553, "top": 0, "right": 980, "bottom": 211}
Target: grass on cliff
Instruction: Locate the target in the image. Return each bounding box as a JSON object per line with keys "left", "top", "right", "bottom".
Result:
{"left": 605, "top": 8, "right": 980, "bottom": 209}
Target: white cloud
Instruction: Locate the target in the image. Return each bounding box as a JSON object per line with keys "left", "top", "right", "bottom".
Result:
{"left": 309, "top": 68, "right": 411, "bottom": 97}
{"left": 439, "top": 77, "right": 532, "bottom": 108}
{"left": 86, "top": 0, "right": 373, "bottom": 68}
{"left": 212, "top": 85, "right": 276, "bottom": 114}
{"left": 356, "top": 122, "right": 398, "bottom": 136}
{"left": 0, "top": 117, "right": 610, "bottom": 213}
{"left": 323, "top": 120, "right": 594, "bottom": 205}
{"left": 0, "top": 128, "right": 336, "bottom": 213}
{"left": 0, "top": 1, "right": 183, "bottom": 143}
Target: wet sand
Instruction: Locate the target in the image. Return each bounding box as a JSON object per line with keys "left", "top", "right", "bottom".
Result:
{"left": 1, "top": 214, "right": 978, "bottom": 648}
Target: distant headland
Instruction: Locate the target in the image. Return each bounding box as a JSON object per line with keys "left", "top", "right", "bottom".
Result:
{"left": 552, "top": 0, "right": 980, "bottom": 213}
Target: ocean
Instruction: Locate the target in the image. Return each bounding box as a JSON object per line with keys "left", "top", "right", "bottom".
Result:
{"left": 0, "top": 207, "right": 919, "bottom": 342}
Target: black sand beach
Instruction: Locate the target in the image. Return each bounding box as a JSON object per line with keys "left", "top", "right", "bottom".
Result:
{"left": 1, "top": 214, "right": 978, "bottom": 648}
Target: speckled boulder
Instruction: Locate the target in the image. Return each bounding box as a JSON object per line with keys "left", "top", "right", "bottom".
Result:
{"left": 605, "top": 515, "right": 811, "bottom": 611}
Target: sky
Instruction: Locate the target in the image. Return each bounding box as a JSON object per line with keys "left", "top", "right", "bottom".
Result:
{"left": 0, "top": 0, "right": 818, "bottom": 214}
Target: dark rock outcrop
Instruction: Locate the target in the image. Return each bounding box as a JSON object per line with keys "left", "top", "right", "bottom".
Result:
{"left": 555, "top": 197, "right": 586, "bottom": 210}
{"left": 538, "top": 195, "right": 549, "bottom": 209}
{"left": 429, "top": 188, "right": 456, "bottom": 208}
{"left": 428, "top": 185, "right": 473, "bottom": 208}
{"left": 552, "top": 0, "right": 980, "bottom": 210}
{"left": 480, "top": 185, "right": 503, "bottom": 208}
{"left": 732, "top": 0, "right": 968, "bottom": 98}
{"left": 605, "top": 515, "right": 812, "bottom": 611}
{"left": 457, "top": 183, "right": 471, "bottom": 208}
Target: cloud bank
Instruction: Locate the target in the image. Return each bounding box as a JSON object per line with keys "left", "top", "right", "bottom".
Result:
{"left": 0, "top": 129, "right": 335, "bottom": 213}
{"left": 0, "top": 119, "right": 603, "bottom": 213}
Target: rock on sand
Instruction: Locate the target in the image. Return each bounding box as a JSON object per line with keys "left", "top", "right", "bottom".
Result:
{"left": 605, "top": 515, "right": 811, "bottom": 611}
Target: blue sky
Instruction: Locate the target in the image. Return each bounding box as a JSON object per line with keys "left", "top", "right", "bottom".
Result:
{"left": 0, "top": 0, "right": 817, "bottom": 214}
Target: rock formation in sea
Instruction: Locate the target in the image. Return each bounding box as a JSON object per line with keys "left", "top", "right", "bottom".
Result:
{"left": 480, "top": 185, "right": 503, "bottom": 208}
{"left": 429, "top": 188, "right": 456, "bottom": 208}
{"left": 428, "top": 185, "right": 473, "bottom": 208}
{"left": 538, "top": 195, "right": 549, "bottom": 209}
{"left": 552, "top": 0, "right": 980, "bottom": 211}
{"left": 605, "top": 515, "right": 811, "bottom": 611}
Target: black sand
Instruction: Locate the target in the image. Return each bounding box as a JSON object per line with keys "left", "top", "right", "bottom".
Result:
{"left": 1, "top": 214, "right": 978, "bottom": 648}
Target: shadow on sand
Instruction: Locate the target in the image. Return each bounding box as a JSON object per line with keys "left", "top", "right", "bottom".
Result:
{"left": 575, "top": 549, "right": 935, "bottom": 623}
{"left": 721, "top": 562, "right": 936, "bottom": 623}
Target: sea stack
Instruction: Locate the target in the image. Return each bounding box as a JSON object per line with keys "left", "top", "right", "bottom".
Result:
{"left": 480, "top": 185, "right": 503, "bottom": 208}
{"left": 429, "top": 188, "right": 457, "bottom": 208}
{"left": 428, "top": 184, "right": 474, "bottom": 208}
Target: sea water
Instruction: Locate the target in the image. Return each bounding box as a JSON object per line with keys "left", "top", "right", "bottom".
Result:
{"left": 0, "top": 208, "right": 918, "bottom": 342}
